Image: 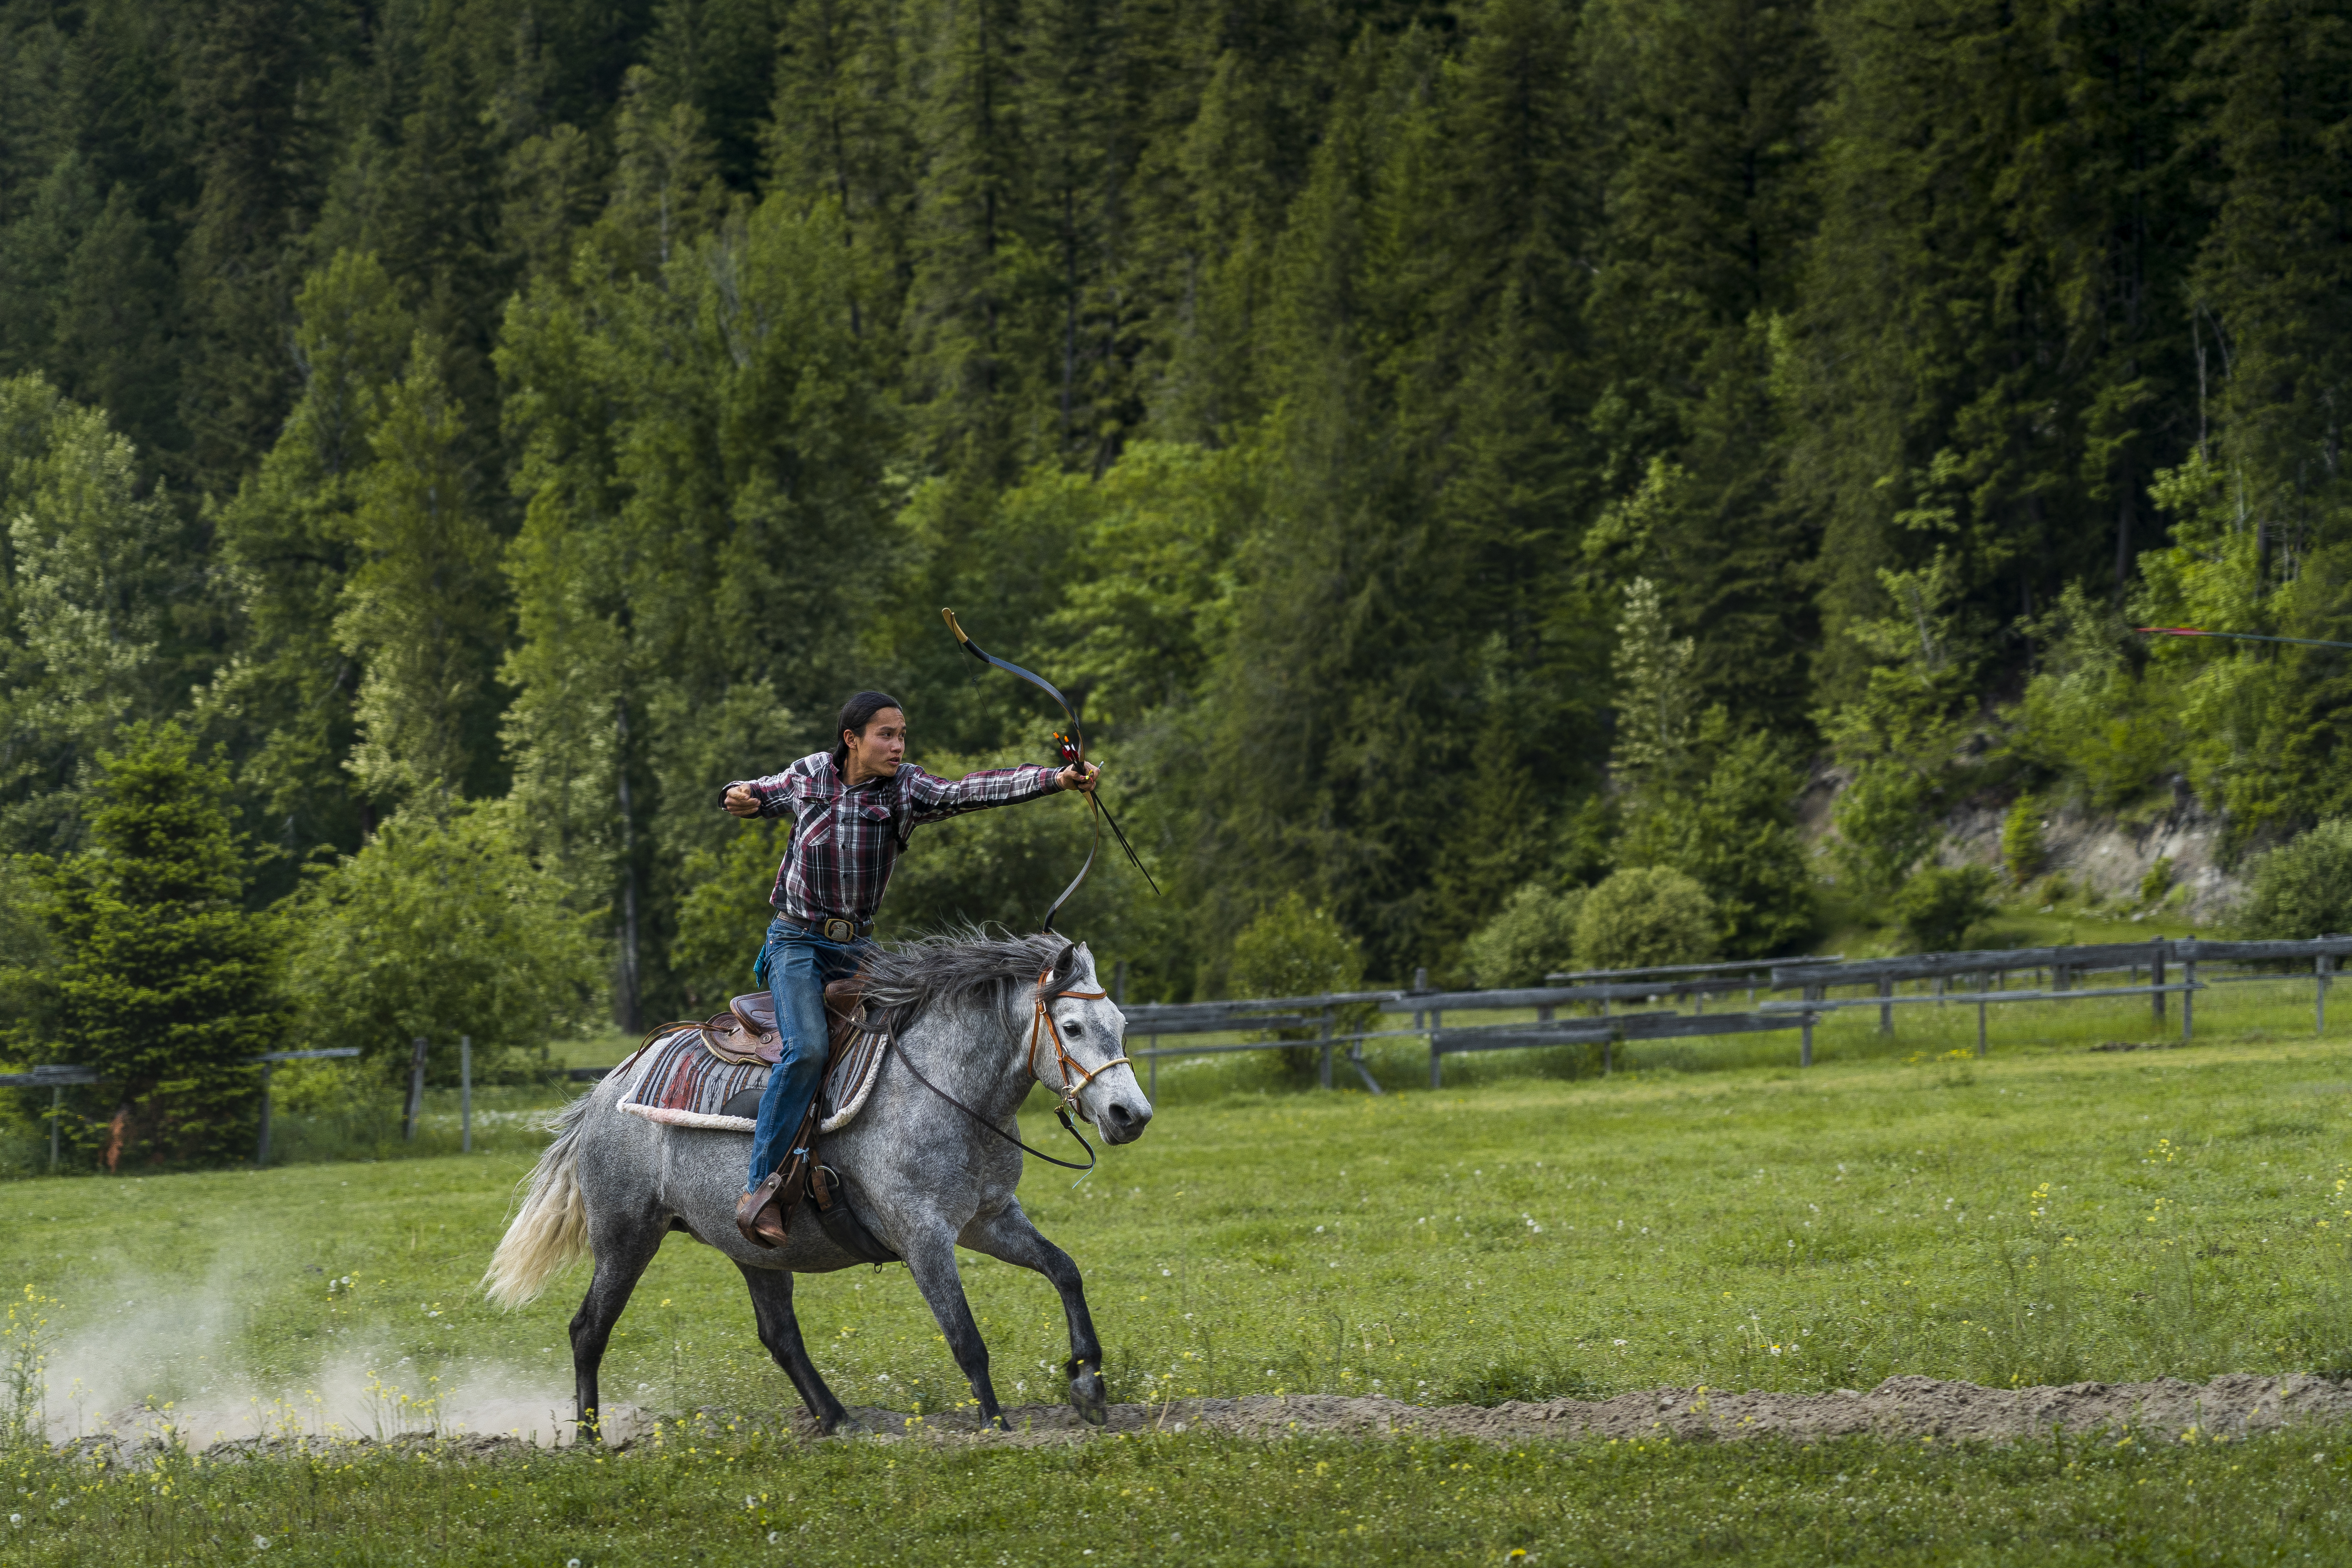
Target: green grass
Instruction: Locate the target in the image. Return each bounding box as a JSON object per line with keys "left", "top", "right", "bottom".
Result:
{"left": 7, "top": 1010, "right": 2352, "bottom": 1421}
{"left": 4, "top": 998, "right": 2351, "bottom": 1561}
{"left": 4, "top": 1419, "right": 2350, "bottom": 1564}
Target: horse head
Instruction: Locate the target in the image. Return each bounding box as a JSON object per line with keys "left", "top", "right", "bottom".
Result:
{"left": 1034, "top": 941, "right": 1153, "bottom": 1145}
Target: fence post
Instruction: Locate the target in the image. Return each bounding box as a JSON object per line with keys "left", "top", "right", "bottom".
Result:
{"left": 1877, "top": 977, "right": 1894, "bottom": 1037}
{"left": 1318, "top": 1006, "right": 1334, "bottom": 1091}
{"left": 460, "top": 1035, "right": 473, "bottom": 1153}
{"left": 1800, "top": 1013, "right": 1813, "bottom": 1069}
{"left": 1976, "top": 992, "right": 1987, "bottom": 1058}
{"left": 1417, "top": 968, "right": 1439, "bottom": 1089}
{"left": 256, "top": 1059, "right": 275, "bottom": 1166}
{"left": 2151, "top": 942, "right": 2166, "bottom": 1022}
{"left": 2181, "top": 959, "right": 2196, "bottom": 1043}
{"left": 403, "top": 1036, "right": 429, "bottom": 1141}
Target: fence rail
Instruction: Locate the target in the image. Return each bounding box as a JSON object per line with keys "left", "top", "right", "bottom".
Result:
{"left": 1121, "top": 935, "right": 2352, "bottom": 1097}
{"left": 16, "top": 937, "right": 2349, "bottom": 1168}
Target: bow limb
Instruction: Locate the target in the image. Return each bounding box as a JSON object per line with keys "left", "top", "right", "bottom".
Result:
{"left": 942, "top": 607, "right": 1102, "bottom": 932}
{"left": 942, "top": 608, "right": 1084, "bottom": 754}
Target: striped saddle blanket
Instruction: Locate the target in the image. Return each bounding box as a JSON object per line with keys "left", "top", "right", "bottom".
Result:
{"left": 614, "top": 1019, "right": 890, "bottom": 1135}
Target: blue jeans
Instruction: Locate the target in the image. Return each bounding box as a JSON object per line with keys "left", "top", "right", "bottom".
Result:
{"left": 746, "top": 918, "right": 870, "bottom": 1191}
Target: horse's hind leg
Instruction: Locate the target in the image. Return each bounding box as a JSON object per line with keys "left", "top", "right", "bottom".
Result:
{"left": 735, "top": 1263, "right": 851, "bottom": 1435}
{"left": 961, "top": 1203, "right": 1107, "bottom": 1426}
{"left": 569, "top": 1209, "right": 665, "bottom": 1445}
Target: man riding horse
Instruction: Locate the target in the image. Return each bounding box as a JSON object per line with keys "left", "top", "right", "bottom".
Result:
{"left": 719, "top": 690, "right": 1098, "bottom": 1247}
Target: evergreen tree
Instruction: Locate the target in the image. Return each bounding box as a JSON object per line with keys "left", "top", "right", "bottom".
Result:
{"left": 175, "top": 0, "right": 336, "bottom": 498}
{"left": 643, "top": 0, "right": 779, "bottom": 191}
{"left": 337, "top": 333, "right": 509, "bottom": 803}
{"left": 1582, "top": 0, "right": 1825, "bottom": 730}
{"left": 0, "top": 375, "right": 202, "bottom": 855}
{"left": 763, "top": 0, "right": 917, "bottom": 339}
{"left": 1790, "top": 0, "right": 2207, "bottom": 703}
{"left": 207, "top": 251, "right": 413, "bottom": 868}
{"left": 35, "top": 723, "right": 286, "bottom": 1168}
{"left": 498, "top": 186, "right": 889, "bottom": 1024}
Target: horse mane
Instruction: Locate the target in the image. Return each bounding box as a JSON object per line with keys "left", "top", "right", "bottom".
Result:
{"left": 856, "top": 925, "right": 1076, "bottom": 1027}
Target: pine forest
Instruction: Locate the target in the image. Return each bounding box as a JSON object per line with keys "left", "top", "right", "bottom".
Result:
{"left": 9, "top": 0, "right": 2352, "bottom": 1159}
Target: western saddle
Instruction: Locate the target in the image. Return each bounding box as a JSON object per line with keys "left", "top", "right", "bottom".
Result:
{"left": 702, "top": 978, "right": 872, "bottom": 1069}
{"left": 720, "top": 977, "right": 899, "bottom": 1260}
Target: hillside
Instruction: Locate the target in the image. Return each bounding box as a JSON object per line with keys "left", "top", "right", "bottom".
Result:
{"left": 3, "top": 0, "right": 2351, "bottom": 1044}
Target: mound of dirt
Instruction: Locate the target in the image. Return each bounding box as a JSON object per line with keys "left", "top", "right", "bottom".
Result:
{"left": 823, "top": 1372, "right": 2352, "bottom": 1448}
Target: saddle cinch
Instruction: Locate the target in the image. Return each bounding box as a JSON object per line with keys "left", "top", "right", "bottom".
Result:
{"left": 615, "top": 981, "right": 899, "bottom": 1262}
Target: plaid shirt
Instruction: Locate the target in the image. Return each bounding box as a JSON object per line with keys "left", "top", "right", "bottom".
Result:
{"left": 725, "top": 752, "right": 1062, "bottom": 925}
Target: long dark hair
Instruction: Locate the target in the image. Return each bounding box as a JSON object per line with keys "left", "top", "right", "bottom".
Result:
{"left": 830, "top": 690, "right": 904, "bottom": 774}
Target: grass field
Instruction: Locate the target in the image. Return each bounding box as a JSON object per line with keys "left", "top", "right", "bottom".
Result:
{"left": 3, "top": 981, "right": 2350, "bottom": 1562}
{"left": 4, "top": 1415, "right": 2349, "bottom": 1564}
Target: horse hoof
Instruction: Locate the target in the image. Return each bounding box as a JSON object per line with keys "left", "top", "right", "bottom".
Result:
{"left": 1070, "top": 1367, "right": 1108, "bottom": 1427}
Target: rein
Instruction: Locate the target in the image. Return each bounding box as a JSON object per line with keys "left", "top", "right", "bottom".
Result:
{"left": 893, "top": 974, "right": 1130, "bottom": 1175}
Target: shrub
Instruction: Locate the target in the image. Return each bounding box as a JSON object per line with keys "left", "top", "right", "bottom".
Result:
{"left": 1894, "top": 864, "right": 2001, "bottom": 952}
{"left": 2237, "top": 821, "right": 2352, "bottom": 939}
{"left": 1462, "top": 884, "right": 1585, "bottom": 988}
{"left": 1573, "top": 867, "right": 1717, "bottom": 972}
{"left": 1230, "top": 893, "right": 1368, "bottom": 1078}
{"left": 2001, "top": 796, "right": 2044, "bottom": 885}
{"left": 287, "top": 800, "right": 605, "bottom": 1087}
{"left": 2139, "top": 855, "right": 2175, "bottom": 907}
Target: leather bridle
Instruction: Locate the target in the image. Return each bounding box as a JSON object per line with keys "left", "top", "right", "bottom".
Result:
{"left": 891, "top": 969, "right": 1134, "bottom": 1174}
{"left": 1028, "top": 976, "right": 1131, "bottom": 1116}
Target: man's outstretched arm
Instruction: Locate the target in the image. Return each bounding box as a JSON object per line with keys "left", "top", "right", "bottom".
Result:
{"left": 904, "top": 759, "right": 1095, "bottom": 826}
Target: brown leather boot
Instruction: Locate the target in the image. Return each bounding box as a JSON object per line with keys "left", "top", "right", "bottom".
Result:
{"left": 735, "top": 1171, "right": 788, "bottom": 1248}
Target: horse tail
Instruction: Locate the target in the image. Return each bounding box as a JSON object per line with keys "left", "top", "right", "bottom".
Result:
{"left": 482, "top": 1091, "right": 596, "bottom": 1308}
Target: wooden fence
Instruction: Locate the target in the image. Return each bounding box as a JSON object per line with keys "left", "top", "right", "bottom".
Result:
{"left": 14, "top": 937, "right": 2348, "bottom": 1163}
{"left": 1119, "top": 935, "right": 2352, "bottom": 1096}
{"left": 0, "top": 1047, "right": 363, "bottom": 1169}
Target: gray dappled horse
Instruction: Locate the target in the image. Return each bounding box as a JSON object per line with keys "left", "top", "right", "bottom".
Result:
{"left": 483, "top": 933, "right": 1153, "bottom": 1439}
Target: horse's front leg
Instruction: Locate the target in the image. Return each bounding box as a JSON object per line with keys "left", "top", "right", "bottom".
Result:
{"left": 900, "top": 1232, "right": 1008, "bottom": 1429}
{"left": 961, "top": 1203, "right": 1107, "bottom": 1426}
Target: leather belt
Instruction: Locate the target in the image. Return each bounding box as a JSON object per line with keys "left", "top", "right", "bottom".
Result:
{"left": 798, "top": 916, "right": 871, "bottom": 943}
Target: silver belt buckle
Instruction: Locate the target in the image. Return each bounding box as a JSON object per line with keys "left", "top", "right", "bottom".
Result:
{"left": 821, "top": 917, "right": 857, "bottom": 942}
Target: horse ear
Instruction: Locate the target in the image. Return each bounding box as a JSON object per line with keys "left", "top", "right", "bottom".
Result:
{"left": 1046, "top": 940, "right": 1080, "bottom": 990}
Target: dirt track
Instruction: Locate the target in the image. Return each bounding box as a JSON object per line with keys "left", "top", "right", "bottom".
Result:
{"left": 784, "top": 1372, "right": 2352, "bottom": 1448}
{"left": 67, "top": 1373, "right": 2352, "bottom": 1461}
